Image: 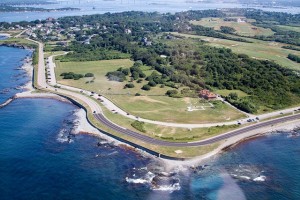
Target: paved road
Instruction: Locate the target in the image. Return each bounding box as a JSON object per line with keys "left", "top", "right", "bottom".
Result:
{"left": 47, "top": 53, "right": 300, "bottom": 128}
{"left": 94, "top": 112, "right": 300, "bottom": 147}
{"left": 30, "top": 38, "right": 300, "bottom": 148}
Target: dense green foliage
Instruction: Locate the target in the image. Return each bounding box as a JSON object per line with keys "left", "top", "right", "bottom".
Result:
{"left": 245, "top": 10, "right": 300, "bottom": 46}
{"left": 131, "top": 121, "right": 146, "bottom": 133}
{"left": 84, "top": 73, "right": 94, "bottom": 77}
{"left": 166, "top": 90, "right": 182, "bottom": 98}
{"left": 60, "top": 72, "right": 84, "bottom": 80}
{"left": 124, "top": 83, "right": 135, "bottom": 89}
{"left": 220, "top": 26, "right": 236, "bottom": 34}
{"left": 225, "top": 93, "right": 257, "bottom": 113}
{"left": 141, "top": 84, "right": 151, "bottom": 91}
{"left": 20, "top": 9, "right": 299, "bottom": 113}
{"left": 106, "top": 71, "right": 126, "bottom": 82}
{"left": 288, "top": 54, "right": 300, "bottom": 63}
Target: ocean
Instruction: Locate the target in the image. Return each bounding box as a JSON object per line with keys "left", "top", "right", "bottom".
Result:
{"left": 0, "top": 46, "right": 32, "bottom": 104}
{"left": 1, "top": 98, "right": 300, "bottom": 199}
{"left": 1, "top": 8, "right": 300, "bottom": 200}
{"left": 0, "top": 0, "right": 299, "bottom": 22}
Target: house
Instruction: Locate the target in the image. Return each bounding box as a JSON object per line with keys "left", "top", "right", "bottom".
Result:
{"left": 199, "top": 89, "right": 217, "bottom": 100}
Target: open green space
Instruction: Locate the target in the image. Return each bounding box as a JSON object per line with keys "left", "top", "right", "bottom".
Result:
{"left": 55, "top": 59, "right": 246, "bottom": 123}
{"left": 276, "top": 25, "right": 300, "bottom": 33}
{"left": 0, "top": 37, "right": 37, "bottom": 47}
{"left": 171, "top": 32, "right": 300, "bottom": 71}
{"left": 215, "top": 89, "right": 249, "bottom": 98}
{"left": 108, "top": 95, "right": 245, "bottom": 124}
{"left": 44, "top": 51, "right": 65, "bottom": 58}
{"left": 191, "top": 17, "right": 274, "bottom": 37}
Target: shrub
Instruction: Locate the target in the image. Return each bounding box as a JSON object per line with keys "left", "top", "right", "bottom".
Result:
{"left": 131, "top": 121, "right": 146, "bottom": 133}
{"left": 148, "top": 80, "right": 157, "bottom": 87}
{"left": 166, "top": 89, "right": 179, "bottom": 97}
{"left": 84, "top": 73, "right": 94, "bottom": 77}
{"left": 141, "top": 84, "right": 151, "bottom": 91}
{"left": 124, "top": 83, "right": 135, "bottom": 89}
{"left": 61, "top": 72, "right": 84, "bottom": 80}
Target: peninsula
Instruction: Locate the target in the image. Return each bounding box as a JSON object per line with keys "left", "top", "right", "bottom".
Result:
{"left": 1, "top": 8, "right": 300, "bottom": 161}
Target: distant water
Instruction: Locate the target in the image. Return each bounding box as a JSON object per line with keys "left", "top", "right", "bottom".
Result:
{"left": 1, "top": 98, "right": 300, "bottom": 199}
{"left": 0, "top": 46, "right": 31, "bottom": 104}
{"left": 0, "top": 0, "right": 299, "bottom": 22}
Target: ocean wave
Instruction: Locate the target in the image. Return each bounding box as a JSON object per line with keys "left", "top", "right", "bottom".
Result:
{"left": 56, "top": 127, "right": 74, "bottom": 143}
{"left": 125, "top": 171, "right": 155, "bottom": 184}
{"left": 152, "top": 182, "right": 181, "bottom": 192}
{"left": 253, "top": 175, "right": 266, "bottom": 182}
{"left": 229, "top": 164, "right": 267, "bottom": 182}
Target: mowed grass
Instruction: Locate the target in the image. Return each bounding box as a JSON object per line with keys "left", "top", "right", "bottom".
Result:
{"left": 55, "top": 59, "right": 246, "bottom": 123}
{"left": 0, "top": 37, "right": 37, "bottom": 46}
{"left": 55, "top": 59, "right": 134, "bottom": 92}
{"left": 276, "top": 25, "right": 300, "bottom": 33}
{"left": 191, "top": 17, "right": 274, "bottom": 37}
{"left": 143, "top": 123, "right": 240, "bottom": 142}
{"left": 108, "top": 95, "right": 246, "bottom": 123}
{"left": 171, "top": 32, "right": 300, "bottom": 70}
{"left": 44, "top": 51, "right": 65, "bottom": 58}
{"left": 215, "top": 89, "right": 249, "bottom": 98}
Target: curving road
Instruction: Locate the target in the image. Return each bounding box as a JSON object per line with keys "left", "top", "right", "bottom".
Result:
{"left": 30, "top": 38, "right": 300, "bottom": 148}
{"left": 94, "top": 112, "right": 300, "bottom": 147}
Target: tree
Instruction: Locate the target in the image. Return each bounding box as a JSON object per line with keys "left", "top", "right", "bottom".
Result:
{"left": 141, "top": 84, "right": 151, "bottom": 91}
{"left": 148, "top": 80, "right": 157, "bottom": 87}
{"left": 220, "top": 26, "right": 236, "bottom": 34}
{"left": 85, "top": 73, "right": 94, "bottom": 77}
{"left": 166, "top": 90, "right": 179, "bottom": 97}
{"left": 124, "top": 83, "right": 135, "bottom": 89}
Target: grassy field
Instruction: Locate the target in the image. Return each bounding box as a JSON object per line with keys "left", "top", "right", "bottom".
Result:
{"left": 100, "top": 99, "right": 240, "bottom": 143}
{"left": 44, "top": 51, "right": 65, "bottom": 58}
{"left": 50, "top": 88, "right": 222, "bottom": 158}
{"left": 0, "top": 37, "right": 37, "bottom": 47}
{"left": 191, "top": 17, "right": 274, "bottom": 37}
{"left": 108, "top": 95, "right": 245, "bottom": 123}
{"left": 143, "top": 123, "right": 240, "bottom": 142}
{"left": 215, "top": 89, "right": 249, "bottom": 98}
{"left": 56, "top": 59, "right": 246, "bottom": 123}
{"left": 171, "top": 32, "right": 300, "bottom": 70}
{"left": 276, "top": 25, "right": 300, "bottom": 33}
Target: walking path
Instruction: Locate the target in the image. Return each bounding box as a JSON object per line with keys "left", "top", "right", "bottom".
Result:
{"left": 22, "top": 38, "right": 300, "bottom": 150}
{"left": 46, "top": 52, "right": 300, "bottom": 128}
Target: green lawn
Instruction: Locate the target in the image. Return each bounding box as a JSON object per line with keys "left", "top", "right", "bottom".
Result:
{"left": 56, "top": 59, "right": 246, "bottom": 123}
{"left": 0, "top": 37, "right": 37, "bottom": 47}
{"left": 276, "top": 25, "right": 300, "bottom": 33}
{"left": 44, "top": 51, "right": 65, "bottom": 58}
{"left": 107, "top": 95, "right": 246, "bottom": 123}
{"left": 191, "top": 17, "right": 274, "bottom": 37}
{"left": 171, "top": 32, "right": 300, "bottom": 70}
{"left": 215, "top": 89, "right": 249, "bottom": 98}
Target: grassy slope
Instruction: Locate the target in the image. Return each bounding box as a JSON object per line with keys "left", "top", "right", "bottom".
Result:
{"left": 215, "top": 89, "right": 249, "bottom": 98}
{"left": 191, "top": 17, "right": 274, "bottom": 37}
{"left": 276, "top": 25, "right": 300, "bottom": 33}
{"left": 171, "top": 32, "right": 300, "bottom": 71}
{"left": 55, "top": 59, "right": 245, "bottom": 124}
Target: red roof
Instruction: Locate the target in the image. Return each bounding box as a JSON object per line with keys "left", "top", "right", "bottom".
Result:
{"left": 199, "top": 89, "right": 217, "bottom": 99}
